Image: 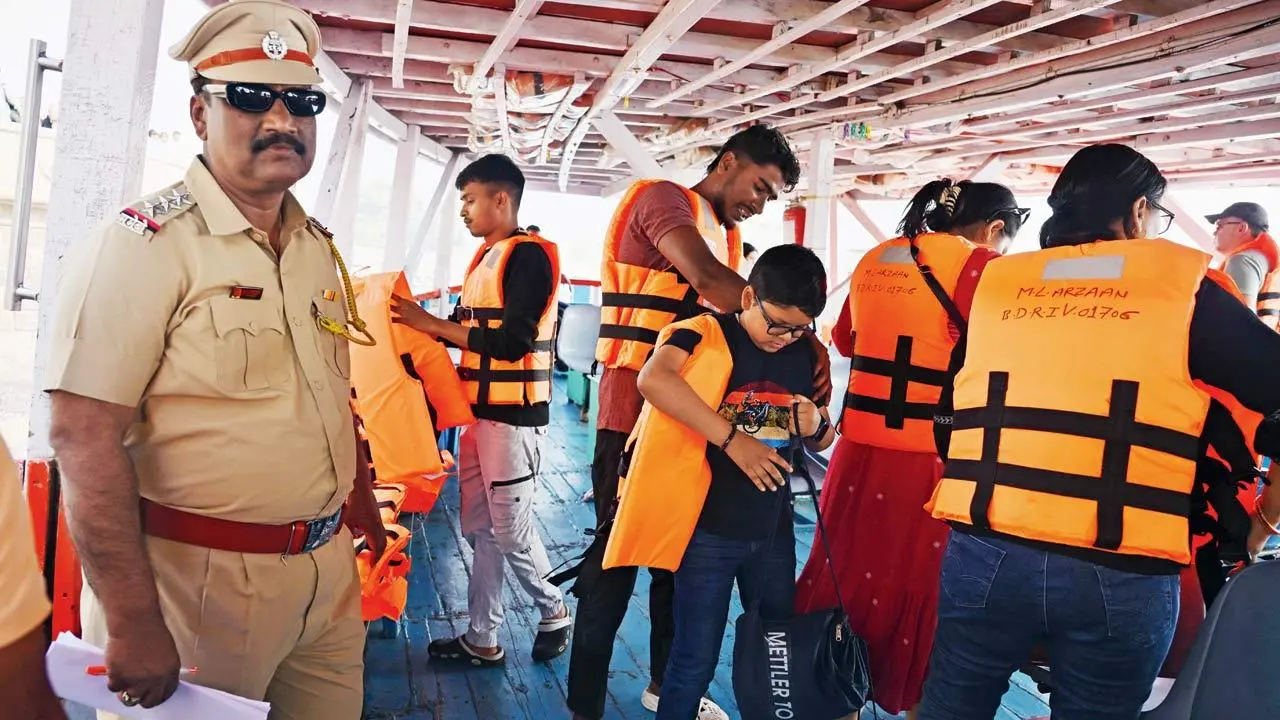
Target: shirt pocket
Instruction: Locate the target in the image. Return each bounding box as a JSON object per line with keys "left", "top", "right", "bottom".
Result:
{"left": 209, "top": 296, "right": 293, "bottom": 393}
{"left": 311, "top": 296, "right": 352, "bottom": 380}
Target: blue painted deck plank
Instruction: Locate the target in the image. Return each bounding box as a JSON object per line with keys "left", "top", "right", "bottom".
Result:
{"left": 364, "top": 376, "right": 1050, "bottom": 719}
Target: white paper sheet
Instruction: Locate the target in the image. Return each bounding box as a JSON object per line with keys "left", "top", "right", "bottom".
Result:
{"left": 46, "top": 633, "right": 270, "bottom": 720}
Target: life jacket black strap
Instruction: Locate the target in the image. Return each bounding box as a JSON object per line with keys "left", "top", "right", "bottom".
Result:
{"left": 845, "top": 334, "right": 949, "bottom": 429}
{"left": 950, "top": 371, "right": 1199, "bottom": 551}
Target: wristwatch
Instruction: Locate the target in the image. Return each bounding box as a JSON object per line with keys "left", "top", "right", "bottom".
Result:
{"left": 806, "top": 414, "right": 830, "bottom": 442}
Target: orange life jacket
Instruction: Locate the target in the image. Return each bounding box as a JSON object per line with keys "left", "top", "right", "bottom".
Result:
{"left": 603, "top": 314, "right": 733, "bottom": 571}
{"left": 841, "top": 233, "right": 978, "bottom": 453}
{"left": 354, "top": 523, "right": 412, "bottom": 622}
{"left": 458, "top": 235, "right": 562, "bottom": 406}
{"left": 350, "top": 272, "right": 473, "bottom": 513}
{"left": 1216, "top": 231, "right": 1280, "bottom": 329}
{"left": 927, "top": 239, "right": 1216, "bottom": 565}
{"left": 595, "top": 181, "right": 741, "bottom": 373}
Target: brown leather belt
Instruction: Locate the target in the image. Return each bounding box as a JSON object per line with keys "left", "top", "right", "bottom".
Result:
{"left": 140, "top": 499, "right": 344, "bottom": 556}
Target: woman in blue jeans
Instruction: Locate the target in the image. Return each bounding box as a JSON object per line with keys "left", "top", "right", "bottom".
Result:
{"left": 918, "top": 143, "right": 1280, "bottom": 719}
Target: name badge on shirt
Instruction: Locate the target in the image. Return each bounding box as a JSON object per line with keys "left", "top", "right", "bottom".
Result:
{"left": 230, "top": 285, "right": 264, "bottom": 300}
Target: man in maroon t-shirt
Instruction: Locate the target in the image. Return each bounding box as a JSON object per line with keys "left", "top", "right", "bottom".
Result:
{"left": 566, "top": 125, "right": 830, "bottom": 720}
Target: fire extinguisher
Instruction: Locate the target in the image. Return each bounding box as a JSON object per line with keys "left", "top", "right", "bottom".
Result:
{"left": 782, "top": 200, "right": 806, "bottom": 246}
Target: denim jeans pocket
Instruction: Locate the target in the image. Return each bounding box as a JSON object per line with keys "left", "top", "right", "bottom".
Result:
{"left": 940, "top": 533, "right": 1006, "bottom": 609}
{"left": 1094, "top": 566, "right": 1178, "bottom": 649}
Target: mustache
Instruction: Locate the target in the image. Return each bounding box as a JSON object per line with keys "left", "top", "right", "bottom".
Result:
{"left": 251, "top": 133, "right": 306, "bottom": 155}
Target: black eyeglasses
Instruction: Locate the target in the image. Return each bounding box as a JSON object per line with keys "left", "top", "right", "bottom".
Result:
{"left": 756, "top": 299, "right": 815, "bottom": 337}
{"left": 989, "top": 207, "right": 1032, "bottom": 230}
{"left": 1150, "top": 199, "right": 1175, "bottom": 236}
{"left": 205, "top": 83, "right": 327, "bottom": 117}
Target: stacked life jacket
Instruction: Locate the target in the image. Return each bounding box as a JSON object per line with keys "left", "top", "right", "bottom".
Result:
{"left": 1216, "top": 231, "right": 1280, "bottom": 329}
{"left": 841, "top": 233, "right": 980, "bottom": 455}
{"left": 595, "top": 180, "right": 741, "bottom": 373}
{"left": 926, "top": 238, "right": 1250, "bottom": 567}
{"left": 457, "top": 234, "right": 562, "bottom": 406}
{"left": 349, "top": 271, "right": 474, "bottom": 513}
{"left": 603, "top": 314, "right": 733, "bottom": 572}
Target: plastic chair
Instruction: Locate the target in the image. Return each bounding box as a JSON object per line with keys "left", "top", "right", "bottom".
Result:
{"left": 1141, "top": 559, "right": 1280, "bottom": 718}
{"left": 557, "top": 303, "right": 602, "bottom": 375}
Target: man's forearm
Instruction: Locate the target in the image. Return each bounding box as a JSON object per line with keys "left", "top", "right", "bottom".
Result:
{"left": 431, "top": 319, "right": 473, "bottom": 352}
{"left": 689, "top": 264, "right": 747, "bottom": 314}
{"left": 58, "top": 443, "right": 162, "bottom": 627}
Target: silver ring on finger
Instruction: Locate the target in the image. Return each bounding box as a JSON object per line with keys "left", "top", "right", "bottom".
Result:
{"left": 119, "top": 691, "right": 140, "bottom": 707}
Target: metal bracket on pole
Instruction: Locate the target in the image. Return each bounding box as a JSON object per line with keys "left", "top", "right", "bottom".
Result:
{"left": 6, "top": 39, "right": 63, "bottom": 310}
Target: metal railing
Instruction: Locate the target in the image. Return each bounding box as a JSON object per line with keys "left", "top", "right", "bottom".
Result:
{"left": 6, "top": 39, "right": 63, "bottom": 310}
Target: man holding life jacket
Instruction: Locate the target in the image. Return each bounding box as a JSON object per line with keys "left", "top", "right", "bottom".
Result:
{"left": 917, "top": 144, "right": 1280, "bottom": 720}
{"left": 566, "top": 124, "right": 809, "bottom": 720}
{"left": 0, "top": 437, "right": 67, "bottom": 720}
{"left": 43, "top": 2, "right": 385, "bottom": 716}
{"left": 391, "top": 154, "right": 572, "bottom": 666}
{"left": 1208, "top": 202, "right": 1279, "bottom": 327}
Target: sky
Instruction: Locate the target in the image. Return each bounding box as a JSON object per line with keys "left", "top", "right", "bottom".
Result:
{"left": 5, "top": 0, "right": 1280, "bottom": 302}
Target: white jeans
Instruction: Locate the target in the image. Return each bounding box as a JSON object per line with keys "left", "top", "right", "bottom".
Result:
{"left": 458, "top": 420, "right": 564, "bottom": 648}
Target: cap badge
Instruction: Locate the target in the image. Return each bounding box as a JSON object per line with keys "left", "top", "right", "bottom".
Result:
{"left": 262, "top": 31, "right": 288, "bottom": 61}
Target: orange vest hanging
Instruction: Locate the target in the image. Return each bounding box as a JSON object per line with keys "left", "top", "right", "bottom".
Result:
{"left": 603, "top": 314, "right": 733, "bottom": 571}
{"left": 841, "top": 233, "right": 977, "bottom": 453}
{"left": 1216, "top": 231, "right": 1280, "bottom": 329}
{"left": 458, "top": 235, "right": 562, "bottom": 406}
{"left": 350, "top": 272, "right": 474, "bottom": 514}
{"left": 595, "top": 180, "right": 742, "bottom": 373}
{"left": 354, "top": 523, "right": 413, "bottom": 623}
{"left": 927, "top": 239, "right": 1215, "bottom": 565}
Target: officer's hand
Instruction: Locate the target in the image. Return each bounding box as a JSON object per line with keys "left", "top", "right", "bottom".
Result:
{"left": 390, "top": 295, "right": 440, "bottom": 336}
{"left": 725, "top": 434, "right": 792, "bottom": 492}
{"left": 791, "top": 394, "right": 820, "bottom": 438}
{"left": 104, "top": 615, "right": 181, "bottom": 709}
{"left": 359, "top": 518, "right": 388, "bottom": 562}
{"left": 807, "top": 333, "right": 833, "bottom": 408}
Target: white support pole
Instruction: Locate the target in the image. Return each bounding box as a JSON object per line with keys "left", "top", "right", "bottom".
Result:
{"left": 594, "top": 111, "right": 666, "bottom": 178}
{"left": 803, "top": 130, "right": 837, "bottom": 264}
{"left": 27, "top": 0, "right": 165, "bottom": 459}
{"left": 838, "top": 192, "right": 888, "bottom": 244}
{"left": 314, "top": 78, "right": 372, "bottom": 229}
{"left": 382, "top": 129, "right": 421, "bottom": 271}
{"left": 432, "top": 187, "right": 461, "bottom": 292}
{"left": 406, "top": 152, "right": 463, "bottom": 274}
{"left": 331, "top": 116, "right": 369, "bottom": 259}
{"left": 390, "top": 0, "right": 413, "bottom": 89}
{"left": 1163, "top": 194, "right": 1217, "bottom": 253}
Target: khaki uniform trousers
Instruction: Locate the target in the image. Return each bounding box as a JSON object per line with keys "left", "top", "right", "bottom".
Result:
{"left": 84, "top": 526, "right": 364, "bottom": 720}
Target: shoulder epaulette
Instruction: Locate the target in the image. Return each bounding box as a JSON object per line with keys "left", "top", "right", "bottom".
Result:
{"left": 307, "top": 216, "right": 335, "bottom": 240}
{"left": 113, "top": 183, "right": 196, "bottom": 237}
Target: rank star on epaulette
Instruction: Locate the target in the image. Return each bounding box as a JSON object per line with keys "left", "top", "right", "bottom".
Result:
{"left": 144, "top": 195, "right": 171, "bottom": 216}
{"left": 168, "top": 187, "right": 192, "bottom": 208}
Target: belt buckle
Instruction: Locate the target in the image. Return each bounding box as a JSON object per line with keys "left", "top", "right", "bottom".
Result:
{"left": 456, "top": 306, "right": 473, "bottom": 322}
{"left": 300, "top": 509, "right": 343, "bottom": 554}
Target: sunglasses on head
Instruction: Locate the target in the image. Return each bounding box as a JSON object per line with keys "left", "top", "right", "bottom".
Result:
{"left": 204, "top": 82, "right": 327, "bottom": 117}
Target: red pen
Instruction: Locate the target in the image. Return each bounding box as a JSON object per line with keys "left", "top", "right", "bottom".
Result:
{"left": 85, "top": 665, "right": 198, "bottom": 677}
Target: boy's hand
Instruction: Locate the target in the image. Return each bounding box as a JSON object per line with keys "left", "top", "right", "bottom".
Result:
{"left": 390, "top": 295, "right": 441, "bottom": 336}
{"left": 791, "top": 394, "right": 820, "bottom": 438}
{"left": 725, "top": 433, "right": 792, "bottom": 492}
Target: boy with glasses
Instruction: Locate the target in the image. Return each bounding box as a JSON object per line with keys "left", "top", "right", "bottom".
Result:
{"left": 602, "top": 244, "right": 836, "bottom": 720}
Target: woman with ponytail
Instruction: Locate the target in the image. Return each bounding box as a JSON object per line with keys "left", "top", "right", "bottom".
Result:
{"left": 795, "top": 179, "right": 1027, "bottom": 718}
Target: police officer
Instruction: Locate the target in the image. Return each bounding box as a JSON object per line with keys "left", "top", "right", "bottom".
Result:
{"left": 44, "top": 1, "right": 384, "bottom": 717}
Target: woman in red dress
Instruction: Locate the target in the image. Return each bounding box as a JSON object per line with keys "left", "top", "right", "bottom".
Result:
{"left": 795, "top": 180, "right": 1028, "bottom": 718}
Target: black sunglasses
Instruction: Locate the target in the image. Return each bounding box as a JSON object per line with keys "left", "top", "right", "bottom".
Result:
{"left": 205, "top": 82, "right": 327, "bottom": 117}
{"left": 989, "top": 207, "right": 1032, "bottom": 227}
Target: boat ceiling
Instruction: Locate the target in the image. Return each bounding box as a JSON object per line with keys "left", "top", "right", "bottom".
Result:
{"left": 244, "top": 0, "right": 1280, "bottom": 197}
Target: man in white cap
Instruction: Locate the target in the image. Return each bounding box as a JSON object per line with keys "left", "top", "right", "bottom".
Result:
{"left": 43, "top": 1, "right": 384, "bottom": 717}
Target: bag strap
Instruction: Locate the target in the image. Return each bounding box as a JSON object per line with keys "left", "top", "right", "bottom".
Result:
{"left": 907, "top": 236, "right": 967, "bottom": 335}
{"left": 747, "top": 401, "right": 849, "bottom": 619}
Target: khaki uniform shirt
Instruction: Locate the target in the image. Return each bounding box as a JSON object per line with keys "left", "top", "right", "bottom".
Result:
{"left": 0, "top": 439, "right": 52, "bottom": 648}
{"left": 44, "top": 157, "right": 356, "bottom": 525}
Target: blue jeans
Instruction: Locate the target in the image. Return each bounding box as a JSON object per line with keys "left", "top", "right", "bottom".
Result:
{"left": 656, "top": 528, "right": 797, "bottom": 720}
{"left": 918, "top": 532, "right": 1179, "bottom": 720}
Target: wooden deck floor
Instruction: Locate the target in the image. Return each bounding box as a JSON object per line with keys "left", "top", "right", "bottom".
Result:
{"left": 361, "top": 374, "right": 1051, "bottom": 720}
